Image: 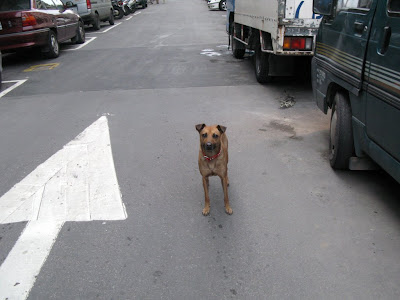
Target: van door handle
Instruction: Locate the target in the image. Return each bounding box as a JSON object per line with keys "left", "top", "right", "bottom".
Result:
{"left": 379, "top": 26, "right": 391, "bottom": 55}
{"left": 354, "top": 22, "right": 366, "bottom": 34}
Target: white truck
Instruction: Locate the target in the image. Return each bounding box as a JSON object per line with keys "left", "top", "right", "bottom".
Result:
{"left": 226, "top": 0, "right": 321, "bottom": 83}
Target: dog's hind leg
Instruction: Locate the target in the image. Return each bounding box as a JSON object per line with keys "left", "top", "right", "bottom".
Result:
{"left": 202, "top": 176, "right": 211, "bottom": 216}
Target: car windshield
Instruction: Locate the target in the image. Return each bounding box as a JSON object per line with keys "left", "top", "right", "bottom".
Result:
{"left": 0, "top": 0, "right": 31, "bottom": 12}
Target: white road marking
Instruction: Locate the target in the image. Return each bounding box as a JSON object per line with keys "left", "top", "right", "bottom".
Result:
{"left": 126, "top": 16, "right": 133, "bottom": 20}
{"left": 63, "top": 36, "right": 97, "bottom": 51}
{"left": 101, "top": 22, "right": 121, "bottom": 33}
{"left": 0, "top": 79, "right": 28, "bottom": 99}
{"left": 0, "top": 116, "right": 127, "bottom": 300}
{"left": 133, "top": 11, "right": 141, "bottom": 16}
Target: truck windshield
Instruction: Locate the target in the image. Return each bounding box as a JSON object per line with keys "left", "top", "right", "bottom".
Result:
{"left": 0, "top": 0, "right": 31, "bottom": 12}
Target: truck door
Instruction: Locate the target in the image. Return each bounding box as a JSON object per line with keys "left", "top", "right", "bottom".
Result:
{"left": 316, "top": 0, "right": 376, "bottom": 90}
{"left": 365, "top": 0, "right": 400, "bottom": 162}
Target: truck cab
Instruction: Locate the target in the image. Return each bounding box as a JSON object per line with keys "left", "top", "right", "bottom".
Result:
{"left": 312, "top": 0, "right": 400, "bottom": 183}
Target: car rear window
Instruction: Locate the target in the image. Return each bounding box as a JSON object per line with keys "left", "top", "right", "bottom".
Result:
{"left": 0, "top": 0, "right": 31, "bottom": 12}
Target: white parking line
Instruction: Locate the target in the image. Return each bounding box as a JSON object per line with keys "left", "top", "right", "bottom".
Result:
{"left": 0, "top": 79, "right": 28, "bottom": 99}
{"left": 126, "top": 16, "right": 133, "bottom": 20}
{"left": 133, "top": 11, "right": 141, "bottom": 16}
{"left": 101, "top": 22, "right": 121, "bottom": 33}
{"left": 64, "top": 36, "right": 97, "bottom": 51}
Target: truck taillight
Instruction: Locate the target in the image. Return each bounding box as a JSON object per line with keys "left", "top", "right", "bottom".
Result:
{"left": 87, "top": 0, "right": 92, "bottom": 9}
{"left": 22, "top": 13, "right": 37, "bottom": 27}
{"left": 283, "top": 37, "right": 313, "bottom": 51}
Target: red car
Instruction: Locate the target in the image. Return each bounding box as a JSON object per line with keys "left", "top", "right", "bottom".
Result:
{"left": 0, "top": 0, "right": 85, "bottom": 58}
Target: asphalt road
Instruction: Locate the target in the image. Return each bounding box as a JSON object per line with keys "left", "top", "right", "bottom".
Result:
{"left": 1, "top": 0, "right": 400, "bottom": 299}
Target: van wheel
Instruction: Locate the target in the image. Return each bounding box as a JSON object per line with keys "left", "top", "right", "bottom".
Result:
{"left": 93, "top": 13, "right": 101, "bottom": 30}
{"left": 329, "top": 91, "right": 354, "bottom": 169}
{"left": 43, "top": 30, "right": 59, "bottom": 58}
{"left": 231, "top": 33, "right": 245, "bottom": 59}
{"left": 72, "top": 21, "right": 85, "bottom": 44}
{"left": 255, "top": 45, "right": 272, "bottom": 83}
{"left": 109, "top": 9, "right": 115, "bottom": 25}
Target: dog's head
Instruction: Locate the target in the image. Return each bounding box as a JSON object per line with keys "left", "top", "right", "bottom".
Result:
{"left": 195, "top": 124, "right": 226, "bottom": 153}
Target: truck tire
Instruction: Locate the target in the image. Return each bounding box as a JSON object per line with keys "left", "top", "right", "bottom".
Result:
{"left": 255, "top": 45, "right": 271, "bottom": 83}
{"left": 329, "top": 91, "right": 354, "bottom": 169}
{"left": 231, "top": 33, "right": 245, "bottom": 59}
{"left": 109, "top": 9, "right": 115, "bottom": 25}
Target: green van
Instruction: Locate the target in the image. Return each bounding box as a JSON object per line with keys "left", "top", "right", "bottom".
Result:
{"left": 312, "top": 0, "right": 400, "bottom": 183}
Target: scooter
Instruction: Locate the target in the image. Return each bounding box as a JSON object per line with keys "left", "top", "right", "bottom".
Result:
{"left": 112, "top": 0, "right": 125, "bottom": 19}
{"left": 123, "top": 0, "right": 137, "bottom": 15}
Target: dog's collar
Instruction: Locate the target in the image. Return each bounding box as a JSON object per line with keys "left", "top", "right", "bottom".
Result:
{"left": 203, "top": 149, "right": 221, "bottom": 161}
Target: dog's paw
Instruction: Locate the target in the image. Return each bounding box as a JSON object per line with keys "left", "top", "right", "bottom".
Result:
{"left": 225, "top": 206, "right": 233, "bottom": 215}
{"left": 202, "top": 207, "right": 210, "bottom": 216}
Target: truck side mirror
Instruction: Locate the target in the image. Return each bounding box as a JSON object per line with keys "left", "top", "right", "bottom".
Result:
{"left": 313, "top": 0, "right": 334, "bottom": 16}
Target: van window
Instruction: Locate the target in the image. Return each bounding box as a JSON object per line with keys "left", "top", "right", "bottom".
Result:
{"left": 337, "top": 0, "right": 372, "bottom": 11}
{"left": 389, "top": 0, "right": 400, "bottom": 12}
{"left": 36, "top": 0, "right": 57, "bottom": 9}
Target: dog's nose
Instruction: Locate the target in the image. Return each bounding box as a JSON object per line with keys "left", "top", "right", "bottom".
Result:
{"left": 206, "top": 142, "right": 213, "bottom": 150}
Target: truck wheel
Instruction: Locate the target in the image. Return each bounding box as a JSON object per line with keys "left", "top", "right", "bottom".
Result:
{"left": 231, "top": 33, "right": 245, "bottom": 59}
{"left": 255, "top": 45, "right": 271, "bottom": 83}
{"left": 43, "top": 30, "right": 59, "bottom": 59}
{"left": 329, "top": 91, "right": 354, "bottom": 169}
{"left": 93, "top": 13, "right": 101, "bottom": 30}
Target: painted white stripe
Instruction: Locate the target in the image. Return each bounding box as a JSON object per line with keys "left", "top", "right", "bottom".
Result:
{"left": 0, "top": 116, "right": 127, "bottom": 299}
{"left": 133, "top": 11, "right": 141, "bottom": 16}
{"left": 64, "top": 36, "right": 97, "bottom": 51}
{"left": 101, "top": 22, "right": 121, "bottom": 33}
{"left": 126, "top": 16, "right": 133, "bottom": 20}
{"left": 0, "top": 79, "right": 28, "bottom": 99}
{"left": 0, "top": 220, "right": 63, "bottom": 300}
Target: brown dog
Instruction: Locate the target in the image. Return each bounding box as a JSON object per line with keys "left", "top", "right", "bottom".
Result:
{"left": 196, "top": 124, "right": 232, "bottom": 216}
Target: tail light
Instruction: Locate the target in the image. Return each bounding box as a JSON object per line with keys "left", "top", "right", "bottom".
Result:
{"left": 283, "top": 37, "right": 313, "bottom": 51}
{"left": 22, "top": 13, "right": 37, "bottom": 27}
{"left": 86, "top": 0, "right": 92, "bottom": 9}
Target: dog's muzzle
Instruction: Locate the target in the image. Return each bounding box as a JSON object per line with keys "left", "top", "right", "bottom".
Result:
{"left": 204, "top": 142, "right": 216, "bottom": 151}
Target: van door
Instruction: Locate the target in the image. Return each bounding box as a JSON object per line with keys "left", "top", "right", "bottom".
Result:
{"left": 365, "top": 0, "right": 400, "bottom": 162}
{"left": 315, "top": 0, "right": 376, "bottom": 91}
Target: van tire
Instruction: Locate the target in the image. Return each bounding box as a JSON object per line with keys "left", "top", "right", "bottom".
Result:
{"left": 93, "top": 13, "right": 101, "bottom": 30}
{"left": 329, "top": 91, "right": 354, "bottom": 169}
{"left": 255, "top": 45, "right": 272, "bottom": 83}
{"left": 231, "top": 33, "right": 245, "bottom": 59}
{"left": 109, "top": 9, "right": 115, "bottom": 25}
{"left": 43, "top": 30, "right": 59, "bottom": 59}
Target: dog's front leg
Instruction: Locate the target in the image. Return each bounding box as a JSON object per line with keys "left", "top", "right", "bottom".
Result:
{"left": 221, "top": 176, "right": 232, "bottom": 215}
{"left": 202, "top": 176, "right": 210, "bottom": 216}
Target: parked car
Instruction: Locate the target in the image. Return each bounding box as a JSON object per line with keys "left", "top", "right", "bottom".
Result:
{"left": 0, "top": 0, "right": 85, "bottom": 59}
{"left": 208, "top": 0, "right": 226, "bottom": 11}
{"left": 123, "top": 0, "right": 136, "bottom": 15}
{"left": 312, "top": 0, "right": 400, "bottom": 183}
{"left": 0, "top": 51, "right": 2, "bottom": 90}
{"left": 136, "top": 0, "right": 147, "bottom": 8}
{"left": 60, "top": 0, "right": 114, "bottom": 30}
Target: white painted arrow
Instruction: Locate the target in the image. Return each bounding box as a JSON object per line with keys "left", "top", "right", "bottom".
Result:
{"left": 0, "top": 116, "right": 127, "bottom": 299}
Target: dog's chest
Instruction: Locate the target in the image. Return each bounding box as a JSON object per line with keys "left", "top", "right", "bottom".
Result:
{"left": 200, "top": 159, "right": 223, "bottom": 176}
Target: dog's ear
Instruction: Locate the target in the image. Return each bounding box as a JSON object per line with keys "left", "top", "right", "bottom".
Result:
{"left": 217, "top": 125, "right": 227, "bottom": 134}
{"left": 196, "top": 124, "right": 206, "bottom": 132}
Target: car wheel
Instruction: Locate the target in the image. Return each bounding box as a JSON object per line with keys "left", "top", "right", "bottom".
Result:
{"left": 231, "top": 30, "right": 245, "bottom": 59}
{"left": 219, "top": 0, "right": 226, "bottom": 10}
{"left": 255, "top": 44, "right": 272, "bottom": 83}
{"left": 72, "top": 21, "right": 85, "bottom": 44}
{"left": 329, "top": 91, "right": 354, "bottom": 169}
{"left": 43, "top": 30, "right": 59, "bottom": 59}
{"left": 109, "top": 9, "right": 115, "bottom": 25}
{"left": 93, "top": 13, "right": 101, "bottom": 30}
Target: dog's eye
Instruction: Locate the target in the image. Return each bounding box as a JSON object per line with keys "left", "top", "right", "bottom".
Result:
{"left": 202, "top": 133, "right": 207, "bottom": 138}
{"left": 212, "top": 133, "right": 219, "bottom": 138}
